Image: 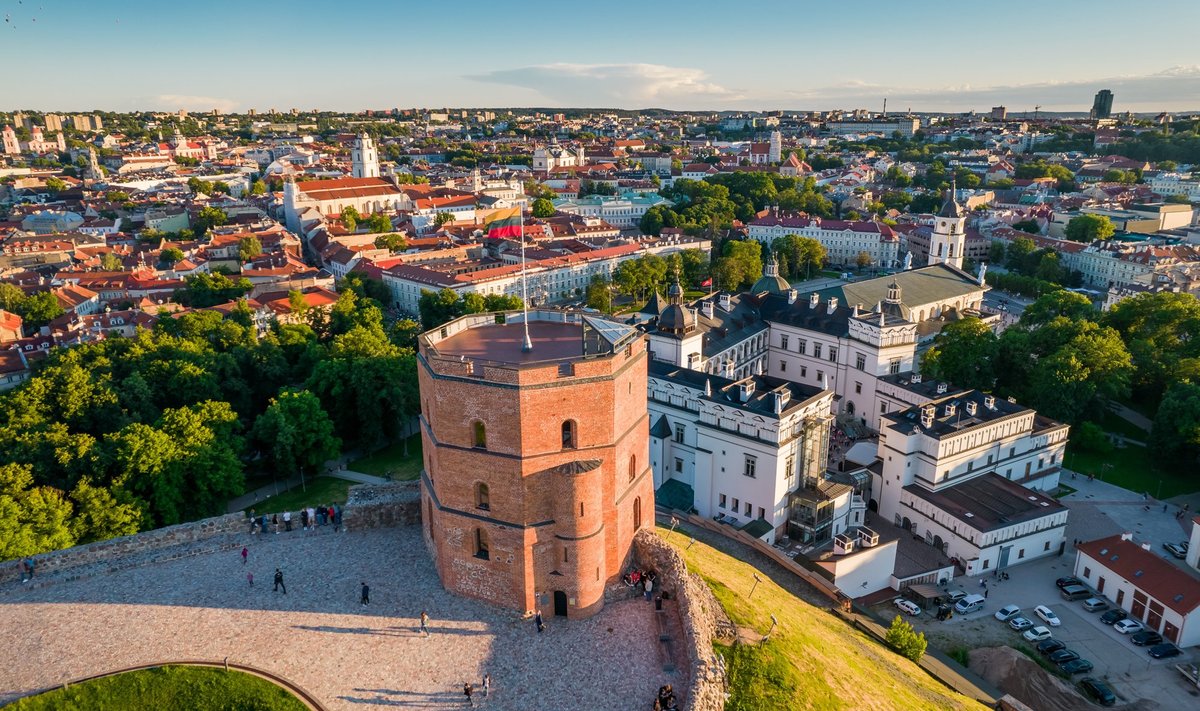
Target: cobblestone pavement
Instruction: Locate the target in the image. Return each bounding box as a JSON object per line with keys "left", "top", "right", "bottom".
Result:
{"left": 1, "top": 526, "right": 671, "bottom": 710}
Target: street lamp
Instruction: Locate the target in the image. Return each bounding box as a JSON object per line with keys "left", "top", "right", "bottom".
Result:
{"left": 668, "top": 516, "right": 679, "bottom": 539}
{"left": 760, "top": 613, "right": 779, "bottom": 646}
{"left": 750, "top": 573, "right": 763, "bottom": 598}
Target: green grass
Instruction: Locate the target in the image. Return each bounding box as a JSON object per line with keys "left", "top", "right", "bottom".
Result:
{"left": 1063, "top": 443, "right": 1196, "bottom": 498}
{"left": 245, "top": 476, "right": 352, "bottom": 514}
{"left": 664, "top": 525, "right": 987, "bottom": 711}
{"left": 9, "top": 665, "right": 306, "bottom": 711}
{"left": 347, "top": 435, "right": 424, "bottom": 481}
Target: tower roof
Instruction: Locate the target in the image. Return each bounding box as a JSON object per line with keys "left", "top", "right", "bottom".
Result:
{"left": 937, "top": 189, "right": 964, "bottom": 218}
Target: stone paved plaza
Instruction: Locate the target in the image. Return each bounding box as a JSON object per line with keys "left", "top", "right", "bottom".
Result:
{"left": 0, "top": 525, "right": 671, "bottom": 709}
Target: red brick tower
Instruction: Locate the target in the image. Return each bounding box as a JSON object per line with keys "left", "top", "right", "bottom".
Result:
{"left": 417, "top": 310, "right": 653, "bottom": 618}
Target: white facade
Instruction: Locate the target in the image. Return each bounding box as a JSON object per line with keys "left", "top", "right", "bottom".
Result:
{"left": 746, "top": 216, "right": 901, "bottom": 269}
{"left": 351, "top": 134, "right": 380, "bottom": 179}
{"left": 647, "top": 364, "right": 843, "bottom": 545}
{"left": 553, "top": 195, "right": 671, "bottom": 228}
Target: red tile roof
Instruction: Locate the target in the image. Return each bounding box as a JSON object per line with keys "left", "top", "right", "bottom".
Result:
{"left": 1078, "top": 535, "right": 1200, "bottom": 615}
{"left": 296, "top": 177, "right": 401, "bottom": 201}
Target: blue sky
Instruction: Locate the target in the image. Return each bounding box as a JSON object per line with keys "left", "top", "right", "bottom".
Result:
{"left": 3, "top": 0, "right": 1199, "bottom": 112}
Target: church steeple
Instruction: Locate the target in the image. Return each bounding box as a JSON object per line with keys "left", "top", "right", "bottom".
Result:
{"left": 928, "top": 178, "right": 966, "bottom": 269}
{"left": 351, "top": 133, "right": 379, "bottom": 179}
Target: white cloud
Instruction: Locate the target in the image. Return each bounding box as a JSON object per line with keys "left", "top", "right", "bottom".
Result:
{"left": 150, "top": 94, "right": 239, "bottom": 113}
{"left": 468, "top": 63, "right": 741, "bottom": 107}
{"left": 774, "top": 67, "right": 1200, "bottom": 113}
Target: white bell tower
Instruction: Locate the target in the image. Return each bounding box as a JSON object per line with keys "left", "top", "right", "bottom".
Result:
{"left": 351, "top": 133, "right": 379, "bottom": 179}
{"left": 928, "top": 185, "right": 966, "bottom": 269}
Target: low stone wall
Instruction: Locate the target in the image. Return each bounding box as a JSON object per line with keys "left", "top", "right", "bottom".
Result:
{"left": 634, "top": 528, "right": 729, "bottom": 711}
{"left": 342, "top": 481, "right": 421, "bottom": 530}
{"left": 0, "top": 512, "right": 248, "bottom": 586}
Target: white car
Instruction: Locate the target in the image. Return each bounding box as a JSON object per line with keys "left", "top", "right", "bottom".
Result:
{"left": 894, "top": 598, "right": 921, "bottom": 616}
{"left": 1035, "top": 605, "right": 1061, "bottom": 627}
{"left": 1113, "top": 618, "right": 1144, "bottom": 634}
{"left": 1009, "top": 616, "right": 1034, "bottom": 631}
{"left": 994, "top": 605, "right": 1021, "bottom": 622}
{"left": 1023, "top": 625, "right": 1053, "bottom": 642}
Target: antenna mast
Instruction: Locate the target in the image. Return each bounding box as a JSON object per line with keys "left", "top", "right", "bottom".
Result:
{"left": 519, "top": 209, "right": 532, "bottom": 352}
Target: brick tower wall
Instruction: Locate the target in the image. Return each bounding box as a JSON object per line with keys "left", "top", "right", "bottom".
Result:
{"left": 419, "top": 333, "right": 653, "bottom": 618}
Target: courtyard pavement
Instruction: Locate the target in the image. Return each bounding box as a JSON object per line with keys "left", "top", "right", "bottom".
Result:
{"left": 0, "top": 526, "right": 671, "bottom": 710}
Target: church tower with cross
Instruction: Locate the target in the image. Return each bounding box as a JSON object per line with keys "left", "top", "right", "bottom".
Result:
{"left": 928, "top": 182, "right": 966, "bottom": 269}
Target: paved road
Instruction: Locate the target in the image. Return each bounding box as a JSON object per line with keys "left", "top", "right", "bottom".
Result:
{"left": 1, "top": 526, "right": 670, "bottom": 710}
{"left": 1106, "top": 402, "right": 1153, "bottom": 433}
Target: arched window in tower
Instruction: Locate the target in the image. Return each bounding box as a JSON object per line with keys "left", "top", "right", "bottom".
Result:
{"left": 634, "top": 497, "right": 642, "bottom": 530}
{"left": 474, "top": 528, "right": 490, "bottom": 560}
{"left": 629, "top": 454, "right": 637, "bottom": 482}
{"left": 472, "top": 420, "right": 486, "bottom": 449}
{"left": 475, "top": 483, "right": 490, "bottom": 511}
{"left": 561, "top": 420, "right": 577, "bottom": 449}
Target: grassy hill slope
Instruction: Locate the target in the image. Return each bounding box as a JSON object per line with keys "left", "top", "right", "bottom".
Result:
{"left": 665, "top": 529, "right": 988, "bottom": 711}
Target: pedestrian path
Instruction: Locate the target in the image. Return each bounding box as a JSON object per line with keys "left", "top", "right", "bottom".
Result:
{"left": 226, "top": 474, "right": 304, "bottom": 513}
{"left": 327, "top": 468, "right": 390, "bottom": 485}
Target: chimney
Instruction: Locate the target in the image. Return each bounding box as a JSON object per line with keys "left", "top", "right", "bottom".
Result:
{"left": 722, "top": 360, "right": 734, "bottom": 378}
{"left": 936, "top": 382, "right": 948, "bottom": 394}
{"left": 910, "top": 374, "right": 922, "bottom": 383}
{"left": 809, "top": 292, "right": 819, "bottom": 309}
{"left": 1140, "top": 542, "right": 1151, "bottom": 551}
{"left": 704, "top": 379, "right": 712, "bottom": 397}
{"left": 1120, "top": 532, "right": 1133, "bottom": 541}
{"left": 943, "top": 403, "right": 956, "bottom": 417}
{"left": 702, "top": 300, "right": 715, "bottom": 318}
{"left": 692, "top": 308, "right": 698, "bottom": 329}
{"left": 852, "top": 303, "right": 860, "bottom": 317}
{"left": 787, "top": 289, "right": 798, "bottom": 304}
{"left": 738, "top": 380, "right": 755, "bottom": 402}
{"left": 984, "top": 394, "right": 996, "bottom": 409}
{"left": 826, "top": 297, "right": 838, "bottom": 314}
{"left": 719, "top": 293, "right": 732, "bottom": 311}
{"left": 965, "top": 401, "right": 978, "bottom": 416}
{"left": 920, "top": 405, "right": 935, "bottom": 428}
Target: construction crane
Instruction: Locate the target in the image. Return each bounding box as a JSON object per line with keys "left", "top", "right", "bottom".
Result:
{"left": 1033, "top": 105, "right": 1041, "bottom": 121}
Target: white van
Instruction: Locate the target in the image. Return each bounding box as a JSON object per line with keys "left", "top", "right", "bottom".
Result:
{"left": 954, "top": 594, "right": 987, "bottom": 615}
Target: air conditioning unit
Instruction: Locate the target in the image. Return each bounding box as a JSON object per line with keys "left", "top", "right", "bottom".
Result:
{"left": 834, "top": 533, "right": 856, "bottom": 555}
{"left": 857, "top": 526, "right": 880, "bottom": 547}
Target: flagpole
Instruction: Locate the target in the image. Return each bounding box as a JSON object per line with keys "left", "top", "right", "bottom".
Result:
{"left": 519, "top": 208, "right": 532, "bottom": 352}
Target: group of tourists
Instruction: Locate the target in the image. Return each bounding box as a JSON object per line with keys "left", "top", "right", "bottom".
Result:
{"left": 652, "top": 684, "right": 679, "bottom": 710}
{"left": 247, "top": 505, "right": 343, "bottom": 536}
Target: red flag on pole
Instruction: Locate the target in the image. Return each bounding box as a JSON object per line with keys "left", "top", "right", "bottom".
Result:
{"left": 700, "top": 278, "right": 713, "bottom": 287}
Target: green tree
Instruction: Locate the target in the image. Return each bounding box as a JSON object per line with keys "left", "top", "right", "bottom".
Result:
{"left": 45, "top": 176, "right": 67, "bottom": 193}
{"left": 1004, "top": 237, "right": 1036, "bottom": 272}
{"left": 100, "top": 253, "right": 123, "bottom": 271}
{"left": 585, "top": 275, "right": 613, "bottom": 312}
{"left": 252, "top": 389, "right": 341, "bottom": 489}
{"left": 1071, "top": 421, "right": 1113, "bottom": 455}
{"left": 0, "top": 463, "right": 76, "bottom": 560}
{"left": 1103, "top": 291, "right": 1200, "bottom": 401}
{"left": 249, "top": 179, "right": 268, "bottom": 195}
{"left": 1065, "top": 214, "right": 1115, "bottom": 243}
{"left": 366, "top": 213, "right": 394, "bottom": 234}
{"left": 921, "top": 317, "right": 998, "bottom": 391}
{"left": 885, "top": 615, "right": 927, "bottom": 662}
{"left": 176, "top": 272, "right": 252, "bottom": 308}
{"left": 531, "top": 198, "right": 555, "bottom": 218}
{"left": 193, "top": 206, "right": 228, "bottom": 237}
{"left": 1150, "top": 382, "right": 1200, "bottom": 465}
{"left": 159, "top": 247, "right": 185, "bottom": 265}
{"left": 17, "top": 292, "right": 65, "bottom": 329}
{"left": 722, "top": 240, "right": 763, "bottom": 290}
{"left": 772, "top": 235, "right": 826, "bottom": 280}
{"left": 434, "top": 211, "right": 455, "bottom": 227}
{"left": 238, "top": 236, "right": 263, "bottom": 262}
{"left": 69, "top": 478, "right": 142, "bottom": 544}
{"left": 0, "top": 282, "right": 27, "bottom": 312}
{"left": 1021, "top": 290, "right": 1094, "bottom": 326}
{"left": 374, "top": 231, "right": 407, "bottom": 251}
{"left": 679, "top": 248, "right": 710, "bottom": 287}
{"left": 988, "top": 241, "right": 1005, "bottom": 264}
{"left": 639, "top": 206, "right": 666, "bottom": 236}
{"left": 1011, "top": 219, "right": 1040, "bottom": 234}
{"left": 855, "top": 251, "right": 873, "bottom": 271}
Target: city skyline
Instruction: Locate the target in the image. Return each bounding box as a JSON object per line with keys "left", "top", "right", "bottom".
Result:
{"left": 3, "top": 0, "right": 1199, "bottom": 113}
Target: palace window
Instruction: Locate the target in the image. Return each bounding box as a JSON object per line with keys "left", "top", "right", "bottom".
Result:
{"left": 474, "top": 528, "right": 490, "bottom": 560}
{"left": 562, "top": 420, "right": 577, "bottom": 449}
{"left": 475, "top": 483, "right": 490, "bottom": 511}
{"left": 472, "top": 421, "right": 487, "bottom": 449}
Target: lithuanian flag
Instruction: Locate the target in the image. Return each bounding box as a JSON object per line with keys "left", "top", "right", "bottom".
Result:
{"left": 482, "top": 207, "right": 522, "bottom": 240}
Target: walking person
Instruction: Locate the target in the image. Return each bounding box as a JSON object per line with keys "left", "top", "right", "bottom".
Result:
{"left": 300, "top": 508, "right": 309, "bottom": 531}
{"left": 241, "top": 546, "right": 248, "bottom": 565}
{"left": 420, "top": 610, "right": 430, "bottom": 637}
{"left": 248, "top": 509, "right": 257, "bottom": 534}
{"left": 482, "top": 673, "right": 491, "bottom": 698}
{"left": 247, "top": 572, "right": 254, "bottom": 587}
{"left": 535, "top": 610, "right": 545, "bottom": 633}
{"left": 284, "top": 510, "right": 292, "bottom": 531}
{"left": 644, "top": 576, "right": 654, "bottom": 601}
{"left": 274, "top": 568, "right": 286, "bottom": 594}
{"left": 361, "top": 582, "right": 370, "bottom": 606}
{"left": 272, "top": 514, "right": 279, "bottom": 534}
{"left": 463, "top": 682, "right": 475, "bottom": 707}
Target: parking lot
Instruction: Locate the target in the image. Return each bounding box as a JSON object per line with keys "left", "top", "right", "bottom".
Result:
{"left": 874, "top": 473, "right": 1200, "bottom": 708}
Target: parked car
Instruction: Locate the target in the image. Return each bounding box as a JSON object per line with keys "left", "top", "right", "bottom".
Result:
{"left": 1078, "top": 678, "right": 1117, "bottom": 706}
{"left": 1082, "top": 598, "right": 1108, "bottom": 613}
{"left": 894, "top": 598, "right": 921, "bottom": 616}
{"left": 1056, "top": 576, "right": 1083, "bottom": 589}
{"left": 994, "top": 604, "right": 1021, "bottom": 622}
{"left": 1048, "top": 648, "right": 1079, "bottom": 664}
{"left": 943, "top": 589, "right": 969, "bottom": 604}
{"left": 1061, "top": 585, "right": 1092, "bottom": 601}
{"left": 1113, "top": 619, "right": 1144, "bottom": 634}
{"left": 1100, "top": 608, "right": 1128, "bottom": 625}
{"left": 1164, "top": 541, "right": 1188, "bottom": 559}
{"left": 1059, "top": 658, "right": 1094, "bottom": 675}
{"left": 954, "top": 594, "right": 986, "bottom": 615}
{"left": 1009, "top": 616, "right": 1034, "bottom": 631}
{"left": 1148, "top": 642, "right": 1182, "bottom": 659}
{"left": 1035, "top": 605, "right": 1061, "bottom": 627}
{"left": 1131, "top": 630, "right": 1163, "bottom": 646}
{"left": 1037, "top": 638, "right": 1066, "bottom": 656}
{"left": 1023, "top": 625, "right": 1053, "bottom": 642}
